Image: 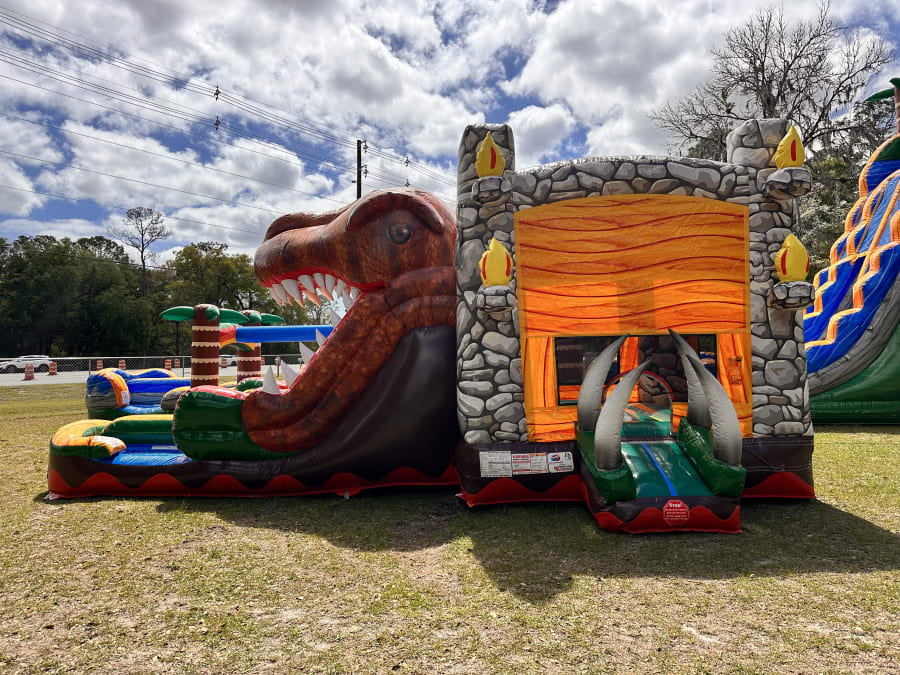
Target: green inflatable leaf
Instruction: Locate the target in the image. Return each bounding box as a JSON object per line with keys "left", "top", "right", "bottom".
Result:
{"left": 260, "top": 313, "right": 285, "bottom": 325}
{"left": 243, "top": 310, "right": 262, "bottom": 324}
{"left": 205, "top": 306, "right": 220, "bottom": 321}
{"left": 161, "top": 306, "right": 194, "bottom": 321}
{"left": 219, "top": 309, "right": 249, "bottom": 324}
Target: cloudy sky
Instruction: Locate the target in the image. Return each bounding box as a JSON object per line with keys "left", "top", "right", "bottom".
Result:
{"left": 1, "top": 0, "right": 898, "bottom": 261}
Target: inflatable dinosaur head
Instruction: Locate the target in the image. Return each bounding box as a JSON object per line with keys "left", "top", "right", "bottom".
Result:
{"left": 170, "top": 188, "right": 458, "bottom": 457}
{"left": 255, "top": 188, "right": 455, "bottom": 309}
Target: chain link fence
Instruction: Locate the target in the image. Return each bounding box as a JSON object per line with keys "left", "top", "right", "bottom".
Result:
{"left": 6, "top": 355, "right": 305, "bottom": 375}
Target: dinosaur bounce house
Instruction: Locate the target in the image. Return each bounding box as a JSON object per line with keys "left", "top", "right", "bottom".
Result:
{"left": 47, "top": 100, "right": 900, "bottom": 534}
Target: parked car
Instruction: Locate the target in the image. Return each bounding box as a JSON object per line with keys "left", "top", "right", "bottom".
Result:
{"left": 0, "top": 355, "right": 53, "bottom": 373}
{"left": 219, "top": 354, "right": 238, "bottom": 366}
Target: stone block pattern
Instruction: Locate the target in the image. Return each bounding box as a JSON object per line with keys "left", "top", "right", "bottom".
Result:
{"left": 455, "top": 118, "right": 812, "bottom": 443}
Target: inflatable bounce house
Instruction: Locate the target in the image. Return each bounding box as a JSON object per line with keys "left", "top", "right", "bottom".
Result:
{"left": 805, "top": 78, "right": 900, "bottom": 423}
{"left": 85, "top": 368, "right": 190, "bottom": 419}
{"left": 48, "top": 114, "right": 823, "bottom": 534}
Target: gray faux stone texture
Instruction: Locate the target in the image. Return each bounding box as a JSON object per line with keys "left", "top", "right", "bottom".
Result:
{"left": 455, "top": 118, "right": 812, "bottom": 443}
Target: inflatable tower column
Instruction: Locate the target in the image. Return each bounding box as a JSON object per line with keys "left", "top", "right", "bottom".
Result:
{"left": 727, "top": 120, "right": 816, "bottom": 495}
{"left": 237, "top": 309, "right": 263, "bottom": 382}
{"left": 455, "top": 124, "right": 526, "bottom": 445}
{"left": 190, "top": 304, "right": 220, "bottom": 388}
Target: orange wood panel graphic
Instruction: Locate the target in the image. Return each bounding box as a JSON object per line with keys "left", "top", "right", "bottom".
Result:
{"left": 516, "top": 194, "right": 751, "bottom": 442}
{"left": 717, "top": 332, "right": 752, "bottom": 405}
{"left": 515, "top": 195, "right": 750, "bottom": 338}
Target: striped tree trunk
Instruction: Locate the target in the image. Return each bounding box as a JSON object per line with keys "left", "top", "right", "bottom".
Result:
{"left": 237, "top": 310, "right": 262, "bottom": 382}
{"left": 191, "top": 304, "right": 220, "bottom": 388}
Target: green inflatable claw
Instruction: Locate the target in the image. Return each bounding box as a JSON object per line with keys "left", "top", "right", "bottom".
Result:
{"left": 172, "top": 389, "right": 279, "bottom": 461}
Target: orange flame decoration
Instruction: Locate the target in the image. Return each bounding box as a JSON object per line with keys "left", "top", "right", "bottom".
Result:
{"left": 479, "top": 237, "right": 513, "bottom": 286}
{"left": 774, "top": 233, "right": 810, "bottom": 282}
{"left": 475, "top": 132, "right": 506, "bottom": 177}
{"left": 773, "top": 125, "right": 805, "bottom": 169}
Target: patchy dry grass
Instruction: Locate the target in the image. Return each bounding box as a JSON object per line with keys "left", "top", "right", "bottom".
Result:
{"left": 0, "top": 384, "right": 897, "bottom": 673}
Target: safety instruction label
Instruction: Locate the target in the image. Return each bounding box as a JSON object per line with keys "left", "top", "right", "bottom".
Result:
{"left": 479, "top": 451, "right": 512, "bottom": 477}
{"left": 511, "top": 453, "right": 549, "bottom": 475}
{"left": 547, "top": 451, "right": 575, "bottom": 473}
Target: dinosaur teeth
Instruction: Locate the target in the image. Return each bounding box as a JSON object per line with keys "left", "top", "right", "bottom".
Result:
{"left": 315, "top": 329, "right": 327, "bottom": 347}
{"left": 299, "top": 274, "right": 316, "bottom": 296}
{"left": 262, "top": 367, "right": 281, "bottom": 394}
{"left": 349, "top": 287, "right": 360, "bottom": 303}
{"left": 270, "top": 283, "right": 289, "bottom": 305}
{"left": 329, "top": 308, "right": 342, "bottom": 326}
{"left": 280, "top": 361, "right": 300, "bottom": 387}
{"left": 282, "top": 278, "right": 302, "bottom": 303}
{"left": 324, "top": 274, "right": 336, "bottom": 297}
{"left": 303, "top": 289, "right": 320, "bottom": 306}
{"left": 342, "top": 290, "right": 352, "bottom": 309}
{"left": 313, "top": 273, "right": 333, "bottom": 300}
{"left": 298, "top": 341, "right": 316, "bottom": 364}
{"left": 334, "top": 278, "right": 347, "bottom": 299}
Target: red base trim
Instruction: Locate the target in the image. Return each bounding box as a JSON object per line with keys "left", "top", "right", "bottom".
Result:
{"left": 47, "top": 465, "right": 459, "bottom": 499}
{"left": 579, "top": 484, "right": 742, "bottom": 534}
{"left": 458, "top": 474, "right": 584, "bottom": 507}
{"left": 616, "top": 505, "right": 741, "bottom": 534}
{"left": 741, "top": 471, "right": 815, "bottom": 499}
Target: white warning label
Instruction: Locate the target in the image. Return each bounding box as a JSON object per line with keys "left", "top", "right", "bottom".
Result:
{"left": 479, "top": 451, "right": 512, "bottom": 477}
{"left": 511, "top": 453, "right": 549, "bottom": 475}
{"left": 547, "top": 451, "right": 575, "bottom": 473}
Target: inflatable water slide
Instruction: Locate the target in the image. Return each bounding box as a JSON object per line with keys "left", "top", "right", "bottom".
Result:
{"left": 805, "top": 79, "right": 900, "bottom": 423}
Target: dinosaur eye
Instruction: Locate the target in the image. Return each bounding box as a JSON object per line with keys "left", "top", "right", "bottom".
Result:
{"left": 387, "top": 222, "right": 412, "bottom": 245}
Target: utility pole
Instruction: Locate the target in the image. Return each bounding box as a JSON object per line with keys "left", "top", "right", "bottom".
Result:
{"left": 356, "top": 139, "right": 362, "bottom": 199}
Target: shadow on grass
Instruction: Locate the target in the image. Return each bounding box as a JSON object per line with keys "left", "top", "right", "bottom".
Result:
{"left": 144, "top": 488, "right": 899, "bottom": 602}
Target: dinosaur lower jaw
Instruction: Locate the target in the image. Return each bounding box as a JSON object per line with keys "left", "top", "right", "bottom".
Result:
{"left": 242, "top": 266, "right": 457, "bottom": 453}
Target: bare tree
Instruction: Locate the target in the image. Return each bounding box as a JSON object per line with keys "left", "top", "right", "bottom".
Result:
{"left": 650, "top": 2, "right": 894, "bottom": 159}
{"left": 107, "top": 207, "right": 171, "bottom": 296}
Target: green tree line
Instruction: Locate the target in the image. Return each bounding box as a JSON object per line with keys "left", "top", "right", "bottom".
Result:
{"left": 0, "top": 234, "right": 326, "bottom": 357}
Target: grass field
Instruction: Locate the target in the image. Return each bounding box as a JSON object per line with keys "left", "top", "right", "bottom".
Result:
{"left": 0, "top": 383, "right": 897, "bottom": 673}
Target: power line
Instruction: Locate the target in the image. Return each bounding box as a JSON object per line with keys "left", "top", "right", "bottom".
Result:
{"left": 0, "top": 57, "right": 450, "bottom": 192}
{"left": 0, "top": 111, "right": 350, "bottom": 204}
{"left": 0, "top": 6, "right": 458, "bottom": 185}
{"left": 0, "top": 183, "right": 265, "bottom": 235}
{"left": 0, "top": 71, "right": 347, "bottom": 177}
{"left": 0, "top": 149, "right": 287, "bottom": 214}
{"left": 0, "top": 9, "right": 215, "bottom": 96}
{"left": 0, "top": 51, "right": 375, "bottom": 178}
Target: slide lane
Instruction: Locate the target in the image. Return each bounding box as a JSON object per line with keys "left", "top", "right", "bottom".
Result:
{"left": 621, "top": 441, "right": 711, "bottom": 499}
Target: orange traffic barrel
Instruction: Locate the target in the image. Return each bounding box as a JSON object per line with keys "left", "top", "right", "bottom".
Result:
{"left": 49, "top": 361, "right": 57, "bottom": 376}
{"left": 23, "top": 363, "right": 34, "bottom": 380}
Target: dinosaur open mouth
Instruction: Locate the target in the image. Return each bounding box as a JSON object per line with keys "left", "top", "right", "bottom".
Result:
{"left": 263, "top": 269, "right": 377, "bottom": 312}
